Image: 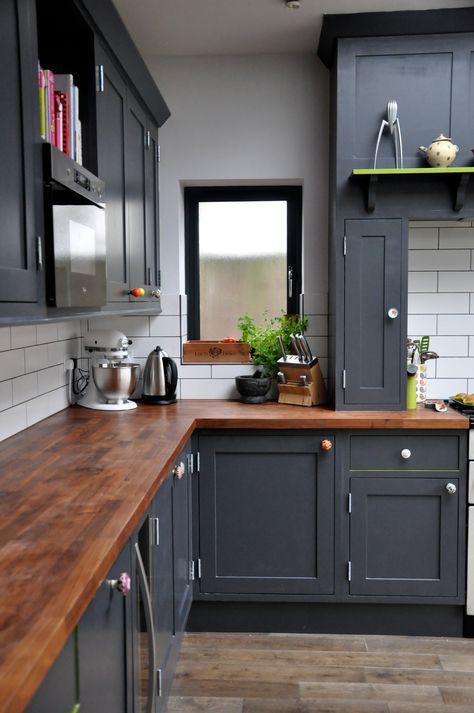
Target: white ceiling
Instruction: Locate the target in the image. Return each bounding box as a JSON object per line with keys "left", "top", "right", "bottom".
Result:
{"left": 112, "top": 0, "right": 471, "bottom": 57}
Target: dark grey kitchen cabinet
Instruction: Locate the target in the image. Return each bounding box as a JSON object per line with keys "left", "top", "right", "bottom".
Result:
{"left": 349, "top": 476, "right": 460, "bottom": 598}
{"left": 27, "top": 633, "right": 78, "bottom": 713}
{"left": 347, "top": 431, "right": 467, "bottom": 601}
{"left": 172, "top": 451, "right": 193, "bottom": 634}
{"left": 197, "top": 432, "right": 335, "bottom": 596}
{"left": 344, "top": 219, "right": 404, "bottom": 407}
{"left": 79, "top": 541, "right": 133, "bottom": 713}
{"left": 0, "top": 0, "right": 41, "bottom": 305}
{"left": 96, "top": 42, "right": 161, "bottom": 306}
{"left": 95, "top": 41, "right": 129, "bottom": 303}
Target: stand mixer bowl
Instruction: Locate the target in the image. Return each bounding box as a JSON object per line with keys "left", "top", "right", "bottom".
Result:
{"left": 92, "top": 362, "right": 140, "bottom": 404}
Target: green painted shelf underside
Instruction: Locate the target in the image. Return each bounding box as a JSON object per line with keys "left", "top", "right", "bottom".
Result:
{"left": 352, "top": 167, "right": 474, "bottom": 175}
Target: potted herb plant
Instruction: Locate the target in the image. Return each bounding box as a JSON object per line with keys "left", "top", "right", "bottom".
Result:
{"left": 235, "top": 311, "right": 308, "bottom": 403}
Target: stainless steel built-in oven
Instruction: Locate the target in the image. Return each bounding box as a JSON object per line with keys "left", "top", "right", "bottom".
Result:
{"left": 43, "top": 145, "right": 106, "bottom": 308}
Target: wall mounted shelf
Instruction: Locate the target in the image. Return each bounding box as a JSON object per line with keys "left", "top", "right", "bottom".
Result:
{"left": 351, "top": 167, "right": 474, "bottom": 213}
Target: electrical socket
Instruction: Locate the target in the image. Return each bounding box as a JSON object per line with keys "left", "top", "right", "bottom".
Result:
{"left": 64, "top": 357, "right": 74, "bottom": 371}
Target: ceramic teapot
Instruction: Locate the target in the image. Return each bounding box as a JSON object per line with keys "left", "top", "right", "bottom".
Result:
{"left": 419, "top": 134, "right": 459, "bottom": 167}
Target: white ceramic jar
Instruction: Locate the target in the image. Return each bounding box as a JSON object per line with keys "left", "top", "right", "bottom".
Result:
{"left": 419, "top": 134, "right": 459, "bottom": 167}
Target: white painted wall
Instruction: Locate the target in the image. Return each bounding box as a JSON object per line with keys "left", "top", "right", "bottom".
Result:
{"left": 146, "top": 54, "right": 330, "bottom": 298}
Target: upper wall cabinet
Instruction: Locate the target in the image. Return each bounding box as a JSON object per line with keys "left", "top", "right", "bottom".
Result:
{"left": 0, "top": 0, "right": 42, "bottom": 307}
{"left": 96, "top": 42, "right": 161, "bottom": 305}
{"left": 0, "top": 0, "right": 169, "bottom": 322}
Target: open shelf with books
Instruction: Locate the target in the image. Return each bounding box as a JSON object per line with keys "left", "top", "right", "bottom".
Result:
{"left": 35, "top": 0, "right": 97, "bottom": 173}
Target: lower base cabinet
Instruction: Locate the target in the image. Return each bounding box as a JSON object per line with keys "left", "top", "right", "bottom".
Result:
{"left": 349, "top": 475, "right": 461, "bottom": 597}
{"left": 79, "top": 542, "right": 133, "bottom": 713}
{"left": 27, "top": 633, "right": 78, "bottom": 713}
{"left": 197, "top": 432, "right": 335, "bottom": 596}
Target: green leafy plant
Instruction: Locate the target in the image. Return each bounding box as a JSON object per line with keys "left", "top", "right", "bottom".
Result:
{"left": 237, "top": 311, "right": 308, "bottom": 378}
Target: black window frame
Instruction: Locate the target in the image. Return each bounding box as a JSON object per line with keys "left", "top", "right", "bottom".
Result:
{"left": 184, "top": 185, "right": 302, "bottom": 340}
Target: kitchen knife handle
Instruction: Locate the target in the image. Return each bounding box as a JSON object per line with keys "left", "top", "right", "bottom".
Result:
{"left": 288, "top": 266, "right": 293, "bottom": 299}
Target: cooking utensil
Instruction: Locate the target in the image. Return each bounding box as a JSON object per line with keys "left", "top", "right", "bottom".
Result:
{"left": 290, "top": 334, "right": 304, "bottom": 361}
{"left": 277, "top": 371, "right": 287, "bottom": 384}
{"left": 277, "top": 335, "right": 287, "bottom": 360}
{"left": 297, "top": 333, "right": 312, "bottom": 362}
{"left": 420, "top": 350, "right": 438, "bottom": 364}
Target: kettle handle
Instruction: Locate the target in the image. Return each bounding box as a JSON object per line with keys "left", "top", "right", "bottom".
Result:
{"left": 163, "top": 356, "right": 178, "bottom": 398}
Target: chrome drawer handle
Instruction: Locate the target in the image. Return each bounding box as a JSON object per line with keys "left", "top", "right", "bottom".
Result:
{"left": 400, "top": 448, "right": 411, "bottom": 459}
{"left": 446, "top": 482, "right": 457, "bottom": 495}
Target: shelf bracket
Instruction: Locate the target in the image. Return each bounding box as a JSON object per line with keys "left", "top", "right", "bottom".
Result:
{"left": 455, "top": 173, "right": 470, "bottom": 212}
{"left": 367, "top": 175, "right": 378, "bottom": 212}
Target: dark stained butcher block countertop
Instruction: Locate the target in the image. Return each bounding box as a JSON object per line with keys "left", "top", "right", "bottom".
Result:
{"left": 0, "top": 401, "right": 468, "bottom": 712}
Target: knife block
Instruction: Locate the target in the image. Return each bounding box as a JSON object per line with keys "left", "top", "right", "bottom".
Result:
{"left": 277, "top": 358, "right": 327, "bottom": 407}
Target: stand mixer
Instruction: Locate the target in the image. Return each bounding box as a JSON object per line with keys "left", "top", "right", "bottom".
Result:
{"left": 77, "top": 330, "right": 140, "bottom": 411}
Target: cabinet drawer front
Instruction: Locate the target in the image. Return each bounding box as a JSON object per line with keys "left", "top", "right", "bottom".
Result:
{"left": 349, "top": 434, "right": 460, "bottom": 471}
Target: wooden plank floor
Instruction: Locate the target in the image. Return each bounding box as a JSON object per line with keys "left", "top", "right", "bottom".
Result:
{"left": 168, "top": 633, "right": 474, "bottom": 713}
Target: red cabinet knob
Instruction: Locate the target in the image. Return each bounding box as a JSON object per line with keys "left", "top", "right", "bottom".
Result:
{"left": 321, "top": 439, "right": 333, "bottom": 451}
{"left": 129, "top": 287, "right": 145, "bottom": 297}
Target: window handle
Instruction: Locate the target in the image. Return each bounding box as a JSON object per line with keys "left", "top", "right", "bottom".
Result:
{"left": 288, "top": 266, "right": 293, "bottom": 299}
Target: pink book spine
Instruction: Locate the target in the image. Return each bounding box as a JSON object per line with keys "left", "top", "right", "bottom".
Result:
{"left": 47, "top": 70, "right": 55, "bottom": 144}
{"left": 54, "top": 92, "right": 63, "bottom": 152}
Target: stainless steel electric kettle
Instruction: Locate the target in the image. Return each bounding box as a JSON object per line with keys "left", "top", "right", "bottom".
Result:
{"left": 142, "top": 346, "right": 178, "bottom": 404}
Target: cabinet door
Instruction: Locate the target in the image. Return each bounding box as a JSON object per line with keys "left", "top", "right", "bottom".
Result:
{"left": 151, "top": 476, "right": 174, "bottom": 690}
{"left": 126, "top": 94, "right": 150, "bottom": 302}
{"left": 27, "top": 634, "right": 77, "bottom": 713}
{"left": 0, "top": 0, "right": 40, "bottom": 303}
{"left": 349, "top": 476, "right": 459, "bottom": 597}
{"left": 344, "top": 219, "right": 403, "bottom": 406}
{"left": 172, "top": 452, "right": 192, "bottom": 633}
{"left": 79, "top": 542, "right": 132, "bottom": 713}
{"left": 198, "top": 434, "right": 334, "bottom": 595}
{"left": 145, "top": 122, "right": 161, "bottom": 303}
{"left": 95, "top": 41, "right": 129, "bottom": 303}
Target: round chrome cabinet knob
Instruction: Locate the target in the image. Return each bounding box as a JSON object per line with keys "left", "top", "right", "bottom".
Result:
{"left": 151, "top": 289, "right": 161, "bottom": 299}
{"left": 445, "top": 482, "right": 457, "bottom": 495}
{"left": 400, "top": 448, "right": 411, "bottom": 459}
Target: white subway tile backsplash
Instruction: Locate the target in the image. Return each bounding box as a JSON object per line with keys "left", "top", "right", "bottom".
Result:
{"left": 11, "top": 325, "right": 36, "bottom": 348}
{"left": 438, "top": 272, "right": 474, "bottom": 293}
{"left": 425, "top": 378, "right": 468, "bottom": 399}
{"left": 178, "top": 364, "right": 212, "bottom": 379}
{"left": 408, "top": 292, "right": 469, "bottom": 314}
{"left": 439, "top": 227, "right": 474, "bottom": 249}
{"left": 87, "top": 316, "right": 150, "bottom": 337}
{"left": 436, "top": 358, "right": 474, "bottom": 379}
{"left": 37, "top": 366, "right": 63, "bottom": 395}
{"left": 26, "top": 393, "right": 51, "bottom": 426}
{"left": 180, "top": 378, "right": 238, "bottom": 399}
{"left": 36, "top": 323, "right": 59, "bottom": 344}
{"left": 25, "top": 345, "right": 49, "bottom": 373}
{"left": 408, "top": 227, "right": 439, "bottom": 249}
{"left": 131, "top": 336, "right": 181, "bottom": 359}
{"left": 430, "top": 336, "right": 469, "bottom": 357}
{"left": 408, "top": 272, "right": 437, "bottom": 293}
{"left": 0, "top": 381, "right": 12, "bottom": 412}
{"left": 0, "top": 403, "right": 27, "bottom": 441}
{"left": 149, "top": 315, "right": 181, "bottom": 337}
{"left": 48, "top": 338, "right": 81, "bottom": 367}
{"left": 57, "top": 321, "right": 82, "bottom": 340}
{"left": 12, "top": 373, "right": 38, "bottom": 405}
{"left": 211, "top": 364, "right": 255, "bottom": 379}
{"left": 409, "top": 250, "right": 470, "bottom": 271}
{"left": 180, "top": 294, "right": 188, "bottom": 317}
{"left": 0, "top": 327, "right": 11, "bottom": 352}
{"left": 407, "top": 315, "right": 437, "bottom": 336}
{"left": 0, "top": 349, "right": 25, "bottom": 381}
{"left": 160, "top": 294, "right": 180, "bottom": 316}
{"left": 470, "top": 337, "right": 474, "bottom": 356}
{"left": 437, "top": 315, "right": 474, "bottom": 335}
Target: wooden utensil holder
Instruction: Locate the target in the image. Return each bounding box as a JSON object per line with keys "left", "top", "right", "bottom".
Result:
{"left": 277, "top": 358, "right": 327, "bottom": 407}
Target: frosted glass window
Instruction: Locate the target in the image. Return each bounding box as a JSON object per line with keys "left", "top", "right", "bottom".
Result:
{"left": 198, "top": 201, "right": 287, "bottom": 340}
